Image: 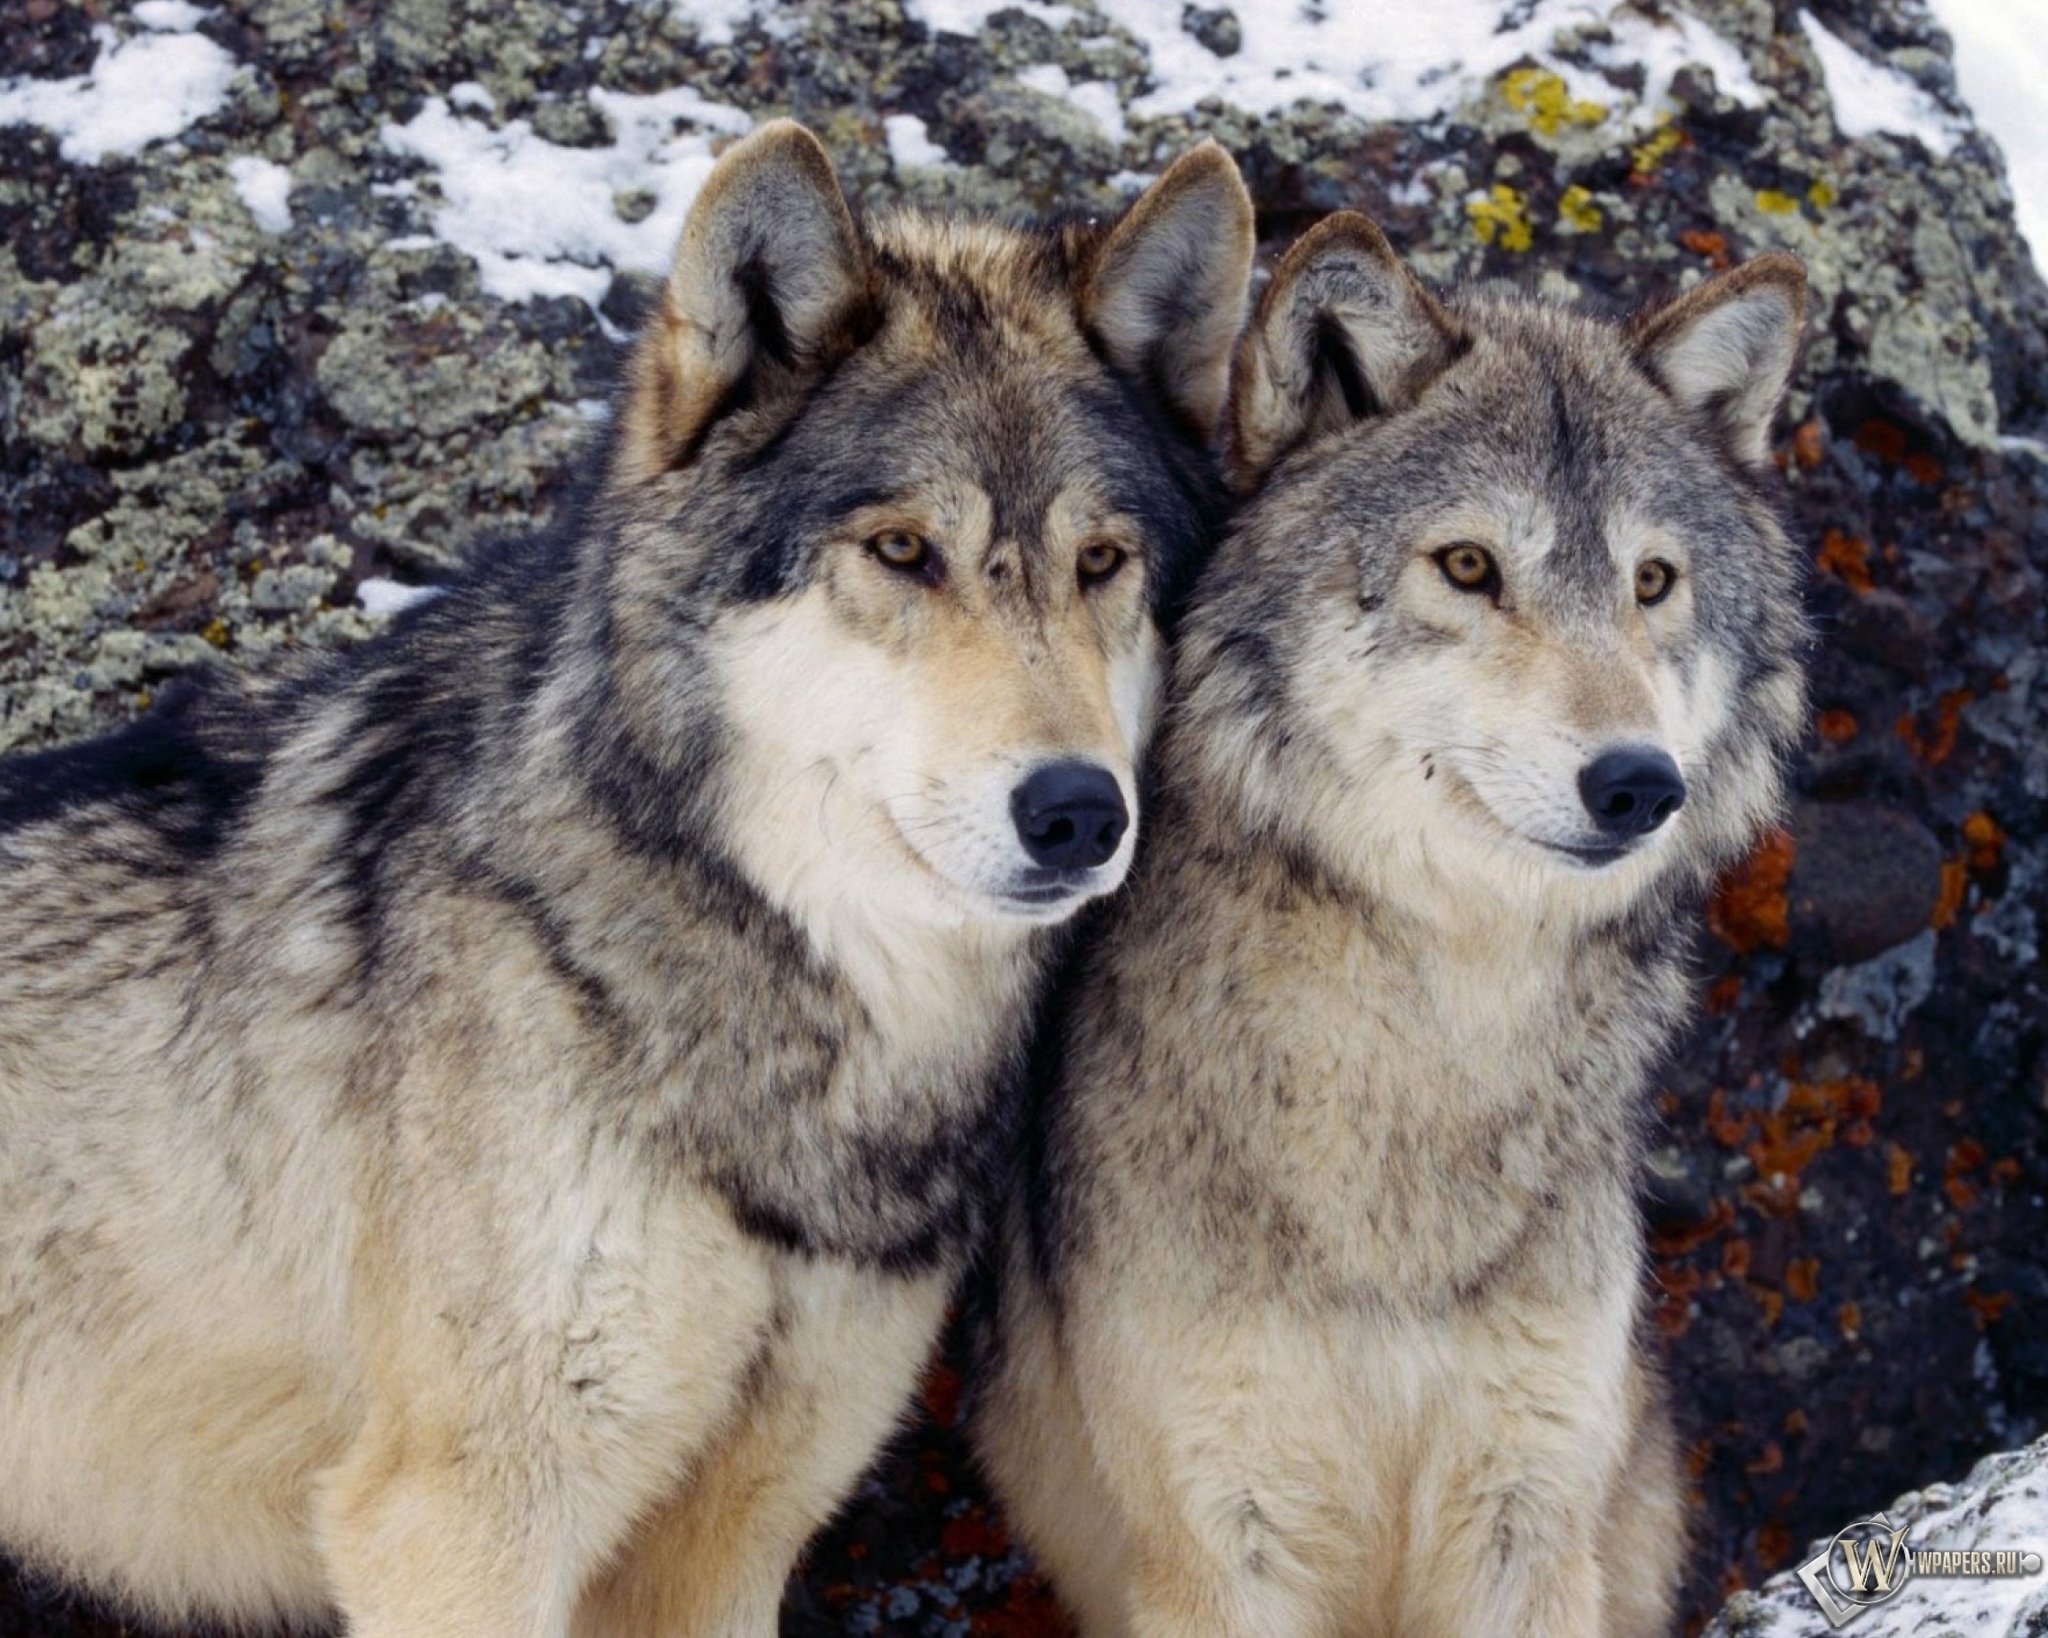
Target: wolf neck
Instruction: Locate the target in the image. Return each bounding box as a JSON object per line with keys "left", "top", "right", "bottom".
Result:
{"left": 1165, "top": 749, "right": 1690, "bottom": 1122}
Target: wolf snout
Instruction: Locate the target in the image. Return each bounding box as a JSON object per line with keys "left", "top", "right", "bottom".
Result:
{"left": 1010, "top": 761, "right": 1129, "bottom": 870}
{"left": 1578, "top": 748, "right": 1686, "bottom": 839}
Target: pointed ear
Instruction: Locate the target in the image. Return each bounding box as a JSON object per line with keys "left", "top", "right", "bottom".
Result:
{"left": 617, "top": 121, "right": 870, "bottom": 484}
{"left": 1225, "top": 211, "right": 1465, "bottom": 490}
{"left": 1082, "top": 142, "right": 1255, "bottom": 442}
{"left": 1629, "top": 253, "right": 1806, "bottom": 468}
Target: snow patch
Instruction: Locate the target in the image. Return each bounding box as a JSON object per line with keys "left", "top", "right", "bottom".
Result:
{"left": 380, "top": 87, "right": 752, "bottom": 309}
{"left": 681, "top": 0, "right": 768, "bottom": 43}
{"left": 0, "top": 21, "right": 239, "bottom": 164}
{"left": 884, "top": 112, "right": 952, "bottom": 171}
{"left": 1800, "top": 10, "right": 1964, "bottom": 157}
{"left": 227, "top": 155, "right": 293, "bottom": 234}
{"left": 1014, "top": 63, "right": 1129, "bottom": 145}
{"left": 355, "top": 579, "right": 446, "bottom": 617}
{"left": 915, "top": 0, "right": 1075, "bottom": 37}
{"left": 132, "top": 0, "right": 209, "bottom": 29}
{"left": 937, "top": 0, "right": 1764, "bottom": 129}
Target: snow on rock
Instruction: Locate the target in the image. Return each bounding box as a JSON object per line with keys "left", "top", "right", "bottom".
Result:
{"left": 1014, "top": 63, "right": 1129, "bottom": 145}
{"left": 381, "top": 86, "right": 752, "bottom": 309}
{"left": 883, "top": 112, "right": 952, "bottom": 170}
{"left": 354, "top": 579, "right": 446, "bottom": 618}
{"left": 1800, "top": 10, "right": 1966, "bottom": 157}
{"left": 917, "top": 0, "right": 1765, "bottom": 129}
{"left": 1705, "top": 1437, "right": 2048, "bottom": 1635}
{"left": 227, "top": 155, "right": 294, "bottom": 234}
{"left": 0, "top": 19, "right": 239, "bottom": 164}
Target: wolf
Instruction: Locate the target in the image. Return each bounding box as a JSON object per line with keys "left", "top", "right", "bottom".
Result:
{"left": 0, "top": 122, "right": 1254, "bottom": 1636}
{"left": 973, "top": 214, "right": 1809, "bottom": 1638}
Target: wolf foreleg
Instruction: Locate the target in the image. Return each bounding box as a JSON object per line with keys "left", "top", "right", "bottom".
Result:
{"left": 572, "top": 1261, "right": 950, "bottom": 1638}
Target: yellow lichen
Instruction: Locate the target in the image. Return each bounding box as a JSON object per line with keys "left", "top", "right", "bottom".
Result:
{"left": 201, "top": 618, "right": 231, "bottom": 649}
{"left": 1557, "top": 184, "right": 1603, "bottom": 233}
{"left": 1631, "top": 120, "right": 1683, "bottom": 174}
{"left": 1468, "top": 185, "right": 1534, "bottom": 252}
{"left": 1755, "top": 189, "right": 1800, "bottom": 215}
{"left": 1500, "top": 66, "right": 1606, "bottom": 137}
{"left": 1807, "top": 178, "right": 1837, "bottom": 209}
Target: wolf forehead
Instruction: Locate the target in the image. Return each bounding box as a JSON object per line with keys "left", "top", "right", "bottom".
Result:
{"left": 653, "top": 208, "right": 1221, "bottom": 606}
{"left": 1301, "top": 297, "right": 1785, "bottom": 582}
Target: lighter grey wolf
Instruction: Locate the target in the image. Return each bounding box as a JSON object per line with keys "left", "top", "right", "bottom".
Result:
{"left": 974, "top": 214, "right": 1808, "bottom": 1638}
{"left": 0, "top": 122, "right": 1254, "bottom": 1636}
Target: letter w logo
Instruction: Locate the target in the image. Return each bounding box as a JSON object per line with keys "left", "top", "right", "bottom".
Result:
{"left": 1838, "top": 1526, "right": 1911, "bottom": 1594}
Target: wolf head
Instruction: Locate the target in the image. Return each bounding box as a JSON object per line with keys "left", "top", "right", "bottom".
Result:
{"left": 575, "top": 123, "right": 1253, "bottom": 929}
{"left": 1179, "top": 214, "right": 1808, "bottom": 923}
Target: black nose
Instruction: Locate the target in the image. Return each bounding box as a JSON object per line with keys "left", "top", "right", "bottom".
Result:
{"left": 1011, "top": 761, "right": 1128, "bottom": 871}
{"left": 1578, "top": 748, "right": 1686, "bottom": 838}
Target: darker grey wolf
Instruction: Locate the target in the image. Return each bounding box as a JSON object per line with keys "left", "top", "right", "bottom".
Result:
{"left": 974, "top": 213, "right": 1808, "bottom": 1638}
{"left": 0, "top": 122, "right": 1254, "bottom": 1636}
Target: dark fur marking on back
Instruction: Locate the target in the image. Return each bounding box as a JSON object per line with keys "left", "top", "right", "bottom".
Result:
{"left": 0, "top": 676, "right": 266, "bottom": 861}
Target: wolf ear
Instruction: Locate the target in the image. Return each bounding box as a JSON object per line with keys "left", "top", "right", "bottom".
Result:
{"left": 1225, "top": 211, "right": 1464, "bottom": 490}
{"left": 1082, "top": 142, "right": 1256, "bottom": 442}
{"left": 1629, "top": 253, "right": 1806, "bottom": 468}
{"left": 617, "top": 121, "right": 870, "bottom": 484}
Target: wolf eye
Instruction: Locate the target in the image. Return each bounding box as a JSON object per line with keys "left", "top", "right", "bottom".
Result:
{"left": 1635, "top": 559, "right": 1677, "bottom": 606}
{"left": 1077, "top": 541, "right": 1127, "bottom": 586}
{"left": 1434, "top": 543, "right": 1500, "bottom": 597}
{"left": 867, "top": 530, "right": 931, "bottom": 574}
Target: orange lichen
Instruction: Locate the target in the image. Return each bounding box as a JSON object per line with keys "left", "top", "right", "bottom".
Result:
{"left": 1707, "top": 1089, "right": 1753, "bottom": 1148}
{"left": 1785, "top": 1259, "right": 1820, "bottom": 1303}
{"left": 1743, "top": 1174, "right": 1803, "bottom": 1220}
{"left": 1749, "top": 1285, "right": 1785, "bottom": 1326}
{"left": 1838, "top": 1301, "right": 1862, "bottom": 1340}
{"left": 1680, "top": 227, "right": 1732, "bottom": 267}
{"left": 1895, "top": 688, "right": 1974, "bottom": 766}
{"left": 1963, "top": 810, "right": 2007, "bottom": 871}
{"left": 1791, "top": 419, "right": 1826, "bottom": 468}
{"left": 1886, "top": 1145, "right": 1916, "bottom": 1196}
{"left": 1817, "top": 708, "right": 1858, "bottom": 743}
{"left": 1653, "top": 1196, "right": 1735, "bottom": 1257}
{"left": 1815, "top": 528, "right": 1873, "bottom": 591}
{"left": 1932, "top": 858, "right": 1970, "bottom": 930}
{"left": 1708, "top": 830, "right": 1795, "bottom": 953}
{"left": 1721, "top": 1238, "right": 1752, "bottom": 1279}
{"left": 1965, "top": 1289, "right": 2013, "bottom": 1328}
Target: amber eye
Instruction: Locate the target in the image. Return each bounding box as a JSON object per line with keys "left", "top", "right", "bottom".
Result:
{"left": 1635, "top": 558, "right": 1677, "bottom": 606}
{"left": 1434, "top": 543, "right": 1500, "bottom": 596}
{"left": 1077, "top": 541, "right": 1127, "bottom": 586}
{"left": 868, "top": 530, "right": 931, "bottom": 574}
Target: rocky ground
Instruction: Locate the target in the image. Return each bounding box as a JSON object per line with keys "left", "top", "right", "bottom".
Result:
{"left": 3, "top": 0, "right": 2046, "bottom": 1632}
